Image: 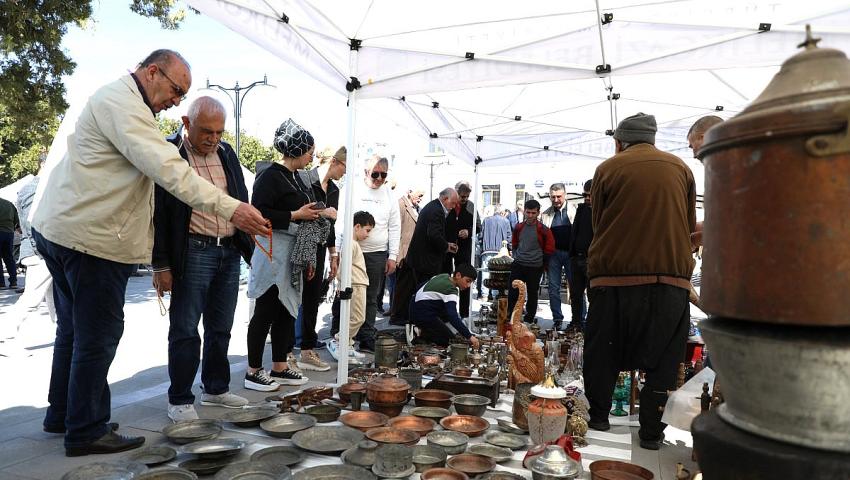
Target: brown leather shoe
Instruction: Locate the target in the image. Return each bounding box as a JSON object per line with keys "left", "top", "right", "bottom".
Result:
{"left": 65, "top": 430, "right": 144, "bottom": 457}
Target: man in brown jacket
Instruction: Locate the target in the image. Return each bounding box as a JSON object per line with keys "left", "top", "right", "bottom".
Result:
{"left": 583, "top": 112, "right": 696, "bottom": 450}
{"left": 388, "top": 189, "right": 423, "bottom": 325}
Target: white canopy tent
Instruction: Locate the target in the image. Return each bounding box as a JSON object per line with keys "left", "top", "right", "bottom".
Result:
{"left": 186, "top": 0, "right": 850, "bottom": 385}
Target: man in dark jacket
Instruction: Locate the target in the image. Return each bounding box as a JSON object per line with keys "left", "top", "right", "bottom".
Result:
{"left": 568, "top": 179, "right": 593, "bottom": 330}
{"left": 507, "top": 199, "right": 555, "bottom": 323}
{"left": 583, "top": 112, "right": 696, "bottom": 451}
{"left": 0, "top": 197, "right": 19, "bottom": 289}
{"left": 390, "top": 187, "right": 459, "bottom": 323}
{"left": 152, "top": 97, "right": 254, "bottom": 423}
{"left": 443, "top": 181, "right": 477, "bottom": 318}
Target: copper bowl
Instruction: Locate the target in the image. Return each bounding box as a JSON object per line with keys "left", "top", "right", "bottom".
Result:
{"left": 452, "top": 394, "right": 490, "bottom": 416}
{"left": 440, "top": 415, "right": 490, "bottom": 437}
{"left": 419, "top": 468, "right": 469, "bottom": 480}
{"left": 589, "top": 460, "right": 654, "bottom": 480}
{"left": 453, "top": 367, "right": 473, "bottom": 377}
{"left": 365, "top": 426, "right": 420, "bottom": 446}
{"left": 337, "top": 382, "right": 367, "bottom": 403}
{"left": 368, "top": 399, "right": 408, "bottom": 418}
{"left": 418, "top": 352, "right": 442, "bottom": 367}
{"left": 340, "top": 411, "right": 390, "bottom": 432}
{"left": 446, "top": 453, "right": 497, "bottom": 475}
{"left": 387, "top": 415, "right": 437, "bottom": 437}
{"left": 414, "top": 389, "right": 454, "bottom": 409}
{"left": 421, "top": 468, "right": 469, "bottom": 480}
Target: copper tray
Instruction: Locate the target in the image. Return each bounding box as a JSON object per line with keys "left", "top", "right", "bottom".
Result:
{"left": 387, "top": 415, "right": 437, "bottom": 437}
{"left": 220, "top": 407, "right": 280, "bottom": 427}
{"left": 136, "top": 467, "right": 198, "bottom": 480}
{"left": 292, "top": 426, "right": 364, "bottom": 455}
{"left": 414, "top": 389, "right": 454, "bottom": 409}
{"left": 440, "top": 415, "right": 490, "bottom": 437}
{"left": 340, "top": 411, "right": 390, "bottom": 432}
{"left": 251, "top": 446, "right": 306, "bottom": 467}
{"left": 260, "top": 413, "right": 316, "bottom": 439}
{"left": 365, "top": 426, "right": 420, "bottom": 446}
{"left": 162, "top": 419, "right": 222, "bottom": 444}
{"left": 127, "top": 445, "right": 177, "bottom": 466}
{"left": 446, "top": 453, "right": 496, "bottom": 475}
{"left": 589, "top": 460, "right": 654, "bottom": 480}
{"left": 293, "top": 465, "right": 376, "bottom": 480}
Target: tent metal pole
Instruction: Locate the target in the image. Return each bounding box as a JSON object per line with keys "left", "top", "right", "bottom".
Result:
{"left": 593, "top": 0, "right": 608, "bottom": 69}
{"left": 336, "top": 47, "right": 359, "bottom": 387}
{"left": 469, "top": 141, "right": 481, "bottom": 333}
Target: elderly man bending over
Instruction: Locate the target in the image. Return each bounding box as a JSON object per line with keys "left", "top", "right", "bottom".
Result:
{"left": 32, "top": 49, "right": 268, "bottom": 457}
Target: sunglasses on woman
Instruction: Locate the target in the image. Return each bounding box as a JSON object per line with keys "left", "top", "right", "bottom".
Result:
{"left": 371, "top": 171, "right": 388, "bottom": 179}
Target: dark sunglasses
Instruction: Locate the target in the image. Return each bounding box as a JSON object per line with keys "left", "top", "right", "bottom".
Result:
{"left": 582, "top": 193, "right": 590, "bottom": 197}
{"left": 371, "top": 171, "right": 388, "bottom": 179}
{"left": 157, "top": 67, "right": 187, "bottom": 101}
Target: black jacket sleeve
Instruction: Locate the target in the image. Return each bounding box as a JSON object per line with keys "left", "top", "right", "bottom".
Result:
{"left": 152, "top": 185, "right": 172, "bottom": 270}
{"left": 252, "top": 168, "right": 293, "bottom": 230}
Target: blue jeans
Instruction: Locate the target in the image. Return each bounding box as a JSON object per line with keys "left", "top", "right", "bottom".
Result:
{"left": 167, "top": 239, "right": 240, "bottom": 405}
{"left": 548, "top": 250, "right": 572, "bottom": 322}
{"left": 34, "top": 230, "right": 135, "bottom": 448}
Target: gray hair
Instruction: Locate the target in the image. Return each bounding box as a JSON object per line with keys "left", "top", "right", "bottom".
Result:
{"left": 139, "top": 49, "right": 190, "bottom": 70}
{"left": 366, "top": 155, "right": 389, "bottom": 170}
{"left": 549, "top": 183, "right": 565, "bottom": 193}
{"left": 688, "top": 115, "right": 724, "bottom": 137}
{"left": 187, "top": 96, "right": 226, "bottom": 122}
{"left": 439, "top": 187, "right": 457, "bottom": 199}
{"left": 455, "top": 181, "right": 472, "bottom": 195}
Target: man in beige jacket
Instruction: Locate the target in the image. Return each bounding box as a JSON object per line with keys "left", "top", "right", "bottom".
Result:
{"left": 31, "top": 49, "right": 268, "bottom": 457}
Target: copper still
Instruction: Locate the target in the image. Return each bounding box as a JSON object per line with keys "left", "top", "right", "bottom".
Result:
{"left": 700, "top": 28, "right": 850, "bottom": 326}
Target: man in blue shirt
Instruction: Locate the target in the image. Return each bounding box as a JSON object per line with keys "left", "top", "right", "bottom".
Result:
{"left": 411, "top": 264, "right": 480, "bottom": 349}
{"left": 479, "top": 205, "right": 512, "bottom": 300}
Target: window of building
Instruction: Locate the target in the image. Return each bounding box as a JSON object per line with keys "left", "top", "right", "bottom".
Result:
{"left": 482, "top": 184, "right": 500, "bottom": 207}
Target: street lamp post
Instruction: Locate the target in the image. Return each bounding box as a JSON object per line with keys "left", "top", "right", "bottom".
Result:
{"left": 416, "top": 154, "right": 450, "bottom": 199}
{"left": 202, "top": 75, "right": 274, "bottom": 159}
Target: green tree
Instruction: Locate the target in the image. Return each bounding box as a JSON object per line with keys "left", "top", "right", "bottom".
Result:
{"left": 157, "top": 116, "right": 182, "bottom": 137}
{"left": 222, "top": 131, "right": 276, "bottom": 173}
{"left": 0, "top": 1, "right": 188, "bottom": 187}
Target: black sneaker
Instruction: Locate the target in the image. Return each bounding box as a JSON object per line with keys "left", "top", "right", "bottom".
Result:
{"left": 244, "top": 369, "right": 280, "bottom": 392}
{"left": 357, "top": 341, "right": 375, "bottom": 354}
{"left": 639, "top": 432, "right": 665, "bottom": 450}
{"left": 270, "top": 368, "right": 308, "bottom": 386}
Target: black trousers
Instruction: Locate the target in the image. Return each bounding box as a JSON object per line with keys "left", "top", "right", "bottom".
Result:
{"left": 247, "top": 285, "right": 296, "bottom": 368}
{"left": 413, "top": 315, "right": 455, "bottom": 347}
{"left": 507, "top": 263, "right": 543, "bottom": 323}
{"left": 300, "top": 247, "right": 326, "bottom": 350}
{"left": 569, "top": 255, "right": 589, "bottom": 329}
{"left": 583, "top": 284, "right": 689, "bottom": 440}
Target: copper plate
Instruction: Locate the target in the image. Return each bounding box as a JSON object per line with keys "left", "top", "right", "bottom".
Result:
{"left": 445, "top": 453, "right": 497, "bottom": 475}
{"left": 589, "top": 460, "right": 654, "bottom": 480}
{"left": 293, "top": 465, "right": 377, "bottom": 480}
{"left": 136, "top": 467, "right": 198, "bottom": 480}
{"left": 292, "top": 426, "right": 364, "bottom": 455}
{"left": 365, "top": 426, "right": 420, "bottom": 446}
{"left": 251, "top": 446, "right": 306, "bottom": 467}
{"left": 387, "top": 415, "right": 437, "bottom": 437}
{"left": 440, "top": 415, "right": 490, "bottom": 437}
{"left": 420, "top": 467, "right": 469, "bottom": 480}
{"left": 340, "top": 411, "right": 390, "bottom": 432}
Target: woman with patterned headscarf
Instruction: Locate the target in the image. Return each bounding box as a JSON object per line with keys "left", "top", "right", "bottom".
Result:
{"left": 244, "top": 119, "right": 330, "bottom": 390}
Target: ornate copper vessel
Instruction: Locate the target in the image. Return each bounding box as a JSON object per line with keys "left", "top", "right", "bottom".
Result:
{"left": 700, "top": 28, "right": 850, "bottom": 326}
{"left": 366, "top": 374, "right": 410, "bottom": 404}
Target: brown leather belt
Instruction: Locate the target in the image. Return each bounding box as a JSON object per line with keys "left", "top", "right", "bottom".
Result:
{"left": 590, "top": 275, "right": 692, "bottom": 290}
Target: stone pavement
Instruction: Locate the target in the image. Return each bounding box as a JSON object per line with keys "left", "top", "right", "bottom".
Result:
{"left": 0, "top": 270, "right": 698, "bottom": 479}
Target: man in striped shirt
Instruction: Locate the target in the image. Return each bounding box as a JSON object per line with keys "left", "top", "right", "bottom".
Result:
{"left": 411, "top": 264, "right": 480, "bottom": 349}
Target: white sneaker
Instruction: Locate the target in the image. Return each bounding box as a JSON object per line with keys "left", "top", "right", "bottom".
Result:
{"left": 328, "top": 339, "right": 340, "bottom": 361}
{"left": 287, "top": 353, "right": 302, "bottom": 374}
{"left": 200, "top": 391, "right": 249, "bottom": 408}
{"left": 298, "top": 350, "right": 331, "bottom": 371}
{"left": 168, "top": 404, "right": 199, "bottom": 423}
{"left": 349, "top": 348, "right": 366, "bottom": 359}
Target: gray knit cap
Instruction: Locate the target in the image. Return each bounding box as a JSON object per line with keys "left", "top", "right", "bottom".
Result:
{"left": 613, "top": 112, "right": 657, "bottom": 144}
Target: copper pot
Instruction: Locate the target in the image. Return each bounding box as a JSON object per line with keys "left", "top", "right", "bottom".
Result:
{"left": 700, "top": 31, "right": 850, "bottom": 326}
{"left": 418, "top": 352, "right": 442, "bottom": 367}
{"left": 338, "top": 382, "right": 367, "bottom": 403}
{"left": 367, "top": 374, "right": 410, "bottom": 404}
